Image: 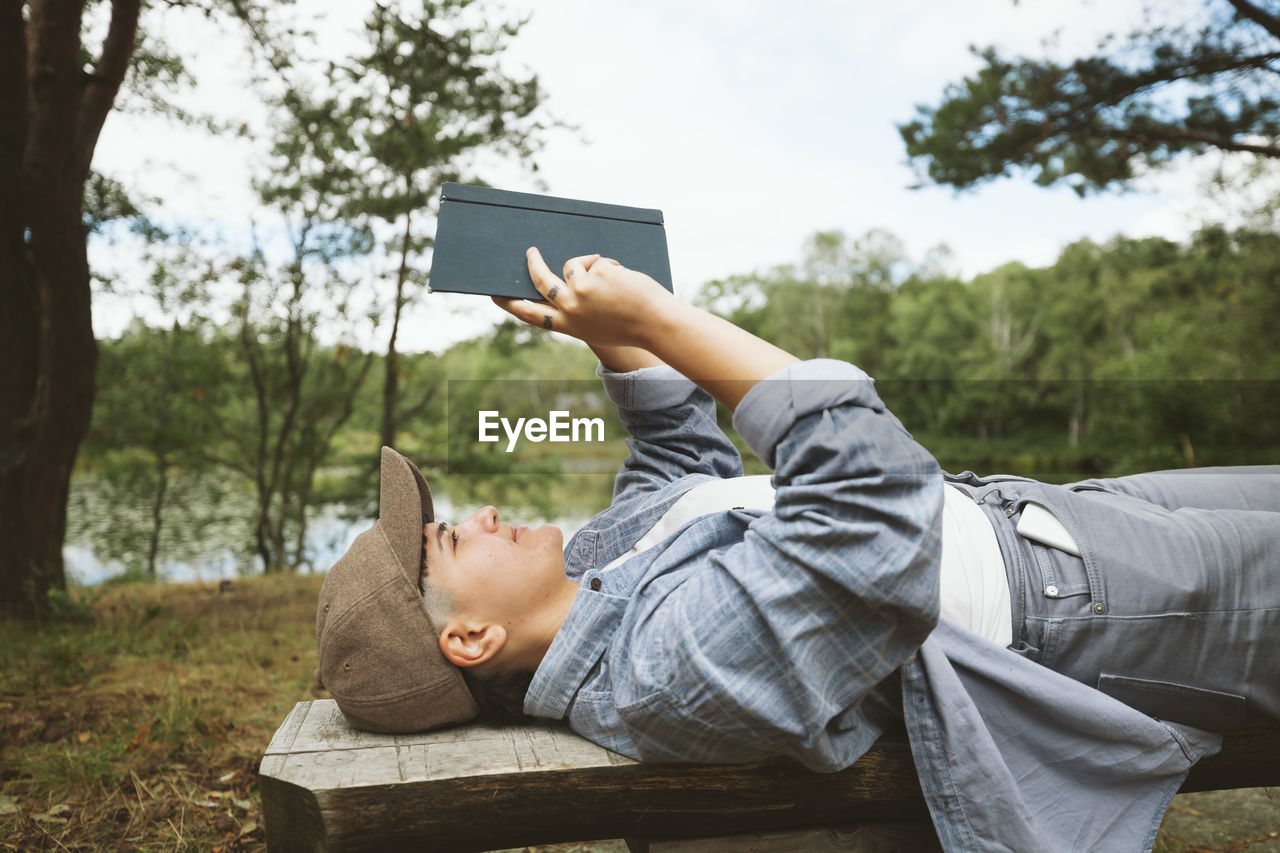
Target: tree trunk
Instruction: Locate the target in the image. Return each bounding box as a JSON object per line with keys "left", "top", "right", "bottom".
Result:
{"left": 1, "top": 0, "right": 139, "bottom": 619}
{"left": 380, "top": 208, "right": 413, "bottom": 452}
{"left": 146, "top": 457, "right": 168, "bottom": 579}
{"left": 0, "top": 2, "right": 41, "bottom": 618}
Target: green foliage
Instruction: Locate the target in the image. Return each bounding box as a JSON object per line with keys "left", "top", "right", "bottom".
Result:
{"left": 254, "top": 0, "right": 557, "bottom": 453}
{"left": 339, "top": 0, "right": 548, "bottom": 212}
{"left": 77, "top": 219, "right": 1280, "bottom": 583}
{"left": 82, "top": 171, "right": 144, "bottom": 235}
{"left": 901, "top": 0, "right": 1280, "bottom": 194}
{"left": 704, "top": 224, "right": 1280, "bottom": 470}
{"left": 697, "top": 229, "right": 915, "bottom": 374}
{"left": 213, "top": 252, "right": 375, "bottom": 573}
{"left": 45, "top": 586, "right": 99, "bottom": 626}
{"left": 75, "top": 314, "right": 233, "bottom": 579}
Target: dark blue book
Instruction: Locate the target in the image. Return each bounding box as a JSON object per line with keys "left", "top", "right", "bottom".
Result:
{"left": 429, "top": 183, "right": 673, "bottom": 301}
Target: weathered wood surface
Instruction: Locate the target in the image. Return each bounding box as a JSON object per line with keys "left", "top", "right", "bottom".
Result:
{"left": 259, "top": 700, "right": 925, "bottom": 853}
{"left": 259, "top": 699, "right": 1280, "bottom": 853}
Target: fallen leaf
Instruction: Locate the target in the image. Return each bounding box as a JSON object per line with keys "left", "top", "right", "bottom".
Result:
{"left": 76, "top": 731, "right": 91, "bottom": 744}
{"left": 218, "top": 771, "right": 236, "bottom": 783}
{"left": 48, "top": 804, "right": 71, "bottom": 816}
{"left": 207, "top": 791, "right": 224, "bottom": 799}
{"left": 126, "top": 723, "right": 151, "bottom": 752}
{"left": 233, "top": 798, "right": 252, "bottom": 811}
{"left": 0, "top": 796, "right": 19, "bottom": 815}
{"left": 193, "top": 800, "right": 218, "bottom": 808}
{"left": 239, "top": 819, "right": 258, "bottom": 837}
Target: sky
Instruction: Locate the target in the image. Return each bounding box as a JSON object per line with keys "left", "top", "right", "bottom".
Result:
{"left": 90, "top": 0, "right": 1244, "bottom": 353}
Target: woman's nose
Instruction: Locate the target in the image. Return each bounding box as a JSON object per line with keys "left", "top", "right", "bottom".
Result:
{"left": 473, "top": 506, "right": 499, "bottom": 532}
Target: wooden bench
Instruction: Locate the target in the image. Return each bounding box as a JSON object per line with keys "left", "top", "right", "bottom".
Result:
{"left": 258, "top": 699, "right": 1280, "bottom": 853}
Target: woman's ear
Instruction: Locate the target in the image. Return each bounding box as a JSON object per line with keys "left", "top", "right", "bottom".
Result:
{"left": 439, "top": 620, "right": 507, "bottom": 668}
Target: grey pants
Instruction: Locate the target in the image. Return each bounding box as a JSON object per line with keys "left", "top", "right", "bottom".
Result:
{"left": 946, "top": 466, "right": 1280, "bottom": 732}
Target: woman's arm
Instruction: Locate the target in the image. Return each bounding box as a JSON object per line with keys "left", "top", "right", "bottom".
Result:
{"left": 493, "top": 249, "right": 798, "bottom": 411}
{"left": 590, "top": 344, "right": 665, "bottom": 373}
{"left": 612, "top": 360, "right": 943, "bottom": 769}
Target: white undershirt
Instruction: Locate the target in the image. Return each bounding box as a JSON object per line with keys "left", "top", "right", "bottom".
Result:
{"left": 939, "top": 484, "right": 1012, "bottom": 646}
{"left": 602, "top": 476, "right": 1013, "bottom": 646}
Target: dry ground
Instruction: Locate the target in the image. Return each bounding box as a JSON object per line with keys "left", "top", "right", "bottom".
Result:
{"left": 1, "top": 577, "right": 1274, "bottom": 852}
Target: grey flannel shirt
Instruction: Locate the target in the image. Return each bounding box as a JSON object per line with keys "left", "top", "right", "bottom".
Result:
{"left": 524, "top": 359, "right": 1221, "bottom": 853}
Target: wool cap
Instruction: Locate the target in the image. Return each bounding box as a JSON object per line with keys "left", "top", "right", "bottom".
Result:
{"left": 314, "top": 447, "right": 478, "bottom": 732}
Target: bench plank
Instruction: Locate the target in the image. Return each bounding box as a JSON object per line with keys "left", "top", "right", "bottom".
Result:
{"left": 259, "top": 699, "right": 1280, "bottom": 853}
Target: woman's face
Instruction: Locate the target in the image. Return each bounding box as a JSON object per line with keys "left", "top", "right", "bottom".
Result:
{"left": 420, "top": 505, "right": 566, "bottom": 632}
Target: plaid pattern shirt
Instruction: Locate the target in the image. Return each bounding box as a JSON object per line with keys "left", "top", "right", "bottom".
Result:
{"left": 525, "top": 360, "right": 1218, "bottom": 853}
{"left": 526, "top": 359, "right": 943, "bottom": 767}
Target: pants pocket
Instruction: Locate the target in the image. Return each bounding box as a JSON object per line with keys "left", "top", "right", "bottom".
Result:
{"left": 1097, "top": 673, "right": 1247, "bottom": 732}
{"left": 1029, "top": 542, "right": 1091, "bottom": 601}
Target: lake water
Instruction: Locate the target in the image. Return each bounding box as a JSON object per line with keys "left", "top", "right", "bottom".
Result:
{"left": 64, "top": 475, "right": 597, "bottom": 586}
{"left": 64, "top": 463, "right": 1092, "bottom": 586}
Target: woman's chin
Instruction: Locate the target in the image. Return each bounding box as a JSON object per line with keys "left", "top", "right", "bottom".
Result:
{"left": 540, "top": 523, "right": 565, "bottom": 548}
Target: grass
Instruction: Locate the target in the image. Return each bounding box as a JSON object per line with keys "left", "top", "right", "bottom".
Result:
{"left": 2, "top": 576, "right": 1275, "bottom": 852}
{"left": 1, "top": 575, "right": 322, "bottom": 852}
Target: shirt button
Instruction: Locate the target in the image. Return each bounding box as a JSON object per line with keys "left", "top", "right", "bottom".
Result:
{"left": 590, "top": 578, "right": 602, "bottom": 591}
{"left": 1004, "top": 506, "right": 1016, "bottom": 517}
{"left": 1045, "top": 585, "right": 1059, "bottom": 597}
{"left": 1092, "top": 602, "right": 1107, "bottom": 615}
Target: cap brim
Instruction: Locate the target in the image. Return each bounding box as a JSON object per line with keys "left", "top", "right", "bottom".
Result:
{"left": 379, "top": 447, "right": 435, "bottom": 586}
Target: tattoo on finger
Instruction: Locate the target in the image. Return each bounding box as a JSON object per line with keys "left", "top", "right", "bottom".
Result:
{"left": 547, "top": 286, "right": 559, "bottom": 301}
{"left": 543, "top": 315, "right": 553, "bottom": 330}
{"left": 566, "top": 268, "right": 575, "bottom": 279}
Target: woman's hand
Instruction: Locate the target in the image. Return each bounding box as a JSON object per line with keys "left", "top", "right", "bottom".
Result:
{"left": 493, "top": 245, "right": 799, "bottom": 411}
{"left": 491, "top": 248, "right": 677, "bottom": 350}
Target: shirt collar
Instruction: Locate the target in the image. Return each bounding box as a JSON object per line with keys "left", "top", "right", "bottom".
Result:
{"left": 524, "top": 583, "right": 627, "bottom": 719}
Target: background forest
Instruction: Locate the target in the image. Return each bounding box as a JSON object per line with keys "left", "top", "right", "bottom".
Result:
{"left": 75, "top": 223, "right": 1280, "bottom": 585}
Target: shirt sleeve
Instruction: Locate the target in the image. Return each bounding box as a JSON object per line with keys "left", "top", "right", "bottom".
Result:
{"left": 598, "top": 362, "right": 743, "bottom": 505}
{"left": 611, "top": 359, "right": 944, "bottom": 770}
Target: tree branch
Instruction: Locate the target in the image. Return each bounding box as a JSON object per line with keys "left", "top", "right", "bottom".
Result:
{"left": 1077, "top": 50, "right": 1280, "bottom": 104}
{"left": 1224, "top": 0, "right": 1280, "bottom": 43}
{"left": 1111, "top": 125, "right": 1280, "bottom": 158}
{"left": 226, "top": 0, "right": 292, "bottom": 79}
{"left": 76, "top": 0, "right": 141, "bottom": 181}
{"left": 396, "top": 383, "right": 437, "bottom": 424}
